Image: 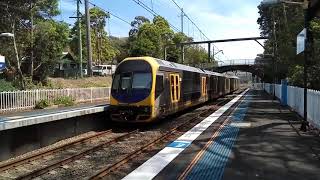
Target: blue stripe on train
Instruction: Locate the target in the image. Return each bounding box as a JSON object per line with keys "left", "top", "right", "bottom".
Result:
{"left": 112, "top": 89, "right": 151, "bottom": 103}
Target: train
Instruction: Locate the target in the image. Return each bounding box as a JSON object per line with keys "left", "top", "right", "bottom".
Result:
{"left": 109, "top": 57, "right": 240, "bottom": 122}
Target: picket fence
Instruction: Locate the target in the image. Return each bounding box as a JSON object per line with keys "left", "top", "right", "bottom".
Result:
{"left": 0, "top": 87, "right": 110, "bottom": 113}
{"left": 262, "top": 83, "right": 320, "bottom": 129}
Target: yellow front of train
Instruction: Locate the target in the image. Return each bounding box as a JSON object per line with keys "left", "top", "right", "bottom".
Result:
{"left": 109, "top": 57, "right": 159, "bottom": 122}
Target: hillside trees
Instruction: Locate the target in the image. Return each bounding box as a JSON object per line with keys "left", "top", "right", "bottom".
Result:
{"left": 128, "top": 15, "right": 210, "bottom": 64}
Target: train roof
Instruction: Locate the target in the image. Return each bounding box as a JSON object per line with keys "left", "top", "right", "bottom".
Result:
{"left": 156, "top": 59, "right": 204, "bottom": 74}
{"left": 202, "top": 70, "right": 225, "bottom": 77}
{"left": 156, "top": 59, "right": 227, "bottom": 77}
{"left": 225, "top": 74, "right": 240, "bottom": 79}
{"left": 122, "top": 57, "right": 238, "bottom": 79}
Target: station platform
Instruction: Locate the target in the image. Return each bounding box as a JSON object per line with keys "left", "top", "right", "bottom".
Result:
{"left": 0, "top": 103, "right": 109, "bottom": 131}
{"left": 124, "top": 89, "right": 320, "bottom": 180}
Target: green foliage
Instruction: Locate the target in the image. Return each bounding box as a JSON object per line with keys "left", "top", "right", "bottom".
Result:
{"left": 53, "top": 96, "right": 75, "bottom": 106}
{"left": 288, "top": 65, "right": 304, "bottom": 87}
{"left": 0, "top": 79, "right": 17, "bottom": 92}
{"left": 257, "top": 4, "right": 320, "bottom": 90}
{"left": 128, "top": 15, "right": 207, "bottom": 65}
{"left": 0, "top": 0, "right": 66, "bottom": 89}
{"left": 35, "top": 99, "right": 51, "bottom": 109}
{"left": 185, "top": 46, "right": 208, "bottom": 66}
{"left": 33, "top": 20, "right": 70, "bottom": 81}
{"left": 69, "top": 7, "right": 119, "bottom": 65}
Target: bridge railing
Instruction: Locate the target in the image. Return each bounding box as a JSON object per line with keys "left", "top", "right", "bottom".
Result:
{"left": 0, "top": 87, "right": 110, "bottom": 113}
{"left": 217, "top": 59, "right": 255, "bottom": 67}
{"left": 261, "top": 83, "right": 320, "bottom": 129}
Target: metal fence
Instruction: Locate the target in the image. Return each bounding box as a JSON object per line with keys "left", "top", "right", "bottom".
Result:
{"left": 0, "top": 87, "right": 110, "bottom": 113}
{"left": 262, "top": 83, "right": 320, "bottom": 129}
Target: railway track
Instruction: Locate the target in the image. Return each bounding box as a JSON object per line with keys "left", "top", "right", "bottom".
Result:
{"left": 17, "top": 130, "right": 139, "bottom": 180}
{"left": 89, "top": 94, "right": 239, "bottom": 179}
{"left": 0, "top": 129, "right": 114, "bottom": 172}
{"left": 0, "top": 90, "right": 244, "bottom": 180}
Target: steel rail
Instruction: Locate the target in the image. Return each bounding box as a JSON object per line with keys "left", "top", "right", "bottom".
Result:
{"left": 17, "top": 130, "right": 139, "bottom": 180}
{"left": 0, "top": 129, "right": 113, "bottom": 172}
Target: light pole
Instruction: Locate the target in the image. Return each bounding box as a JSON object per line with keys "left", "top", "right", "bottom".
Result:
{"left": 213, "top": 50, "right": 224, "bottom": 63}
{"left": 214, "top": 50, "right": 224, "bottom": 56}
{"left": 261, "top": 0, "right": 310, "bottom": 131}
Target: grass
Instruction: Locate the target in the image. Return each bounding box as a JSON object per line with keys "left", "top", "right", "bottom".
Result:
{"left": 47, "top": 76, "right": 112, "bottom": 89}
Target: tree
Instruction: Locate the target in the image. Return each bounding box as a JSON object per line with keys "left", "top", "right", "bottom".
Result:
{"left": 129, "top": 16, "right": 150, "bottom": 37}
{"left": 257, "top": 3, "right": 304, "bottom": 83}
{"left": 69, "top": 7, "right": 118, "bottom": 65}
{"left": 258, "top": 3, "right": 320, "bottom": 89}
{"left": 32, "top": 20, "right": 69, "bottom": 82}
{"left": 0, "top": 0, "right": 62, "bottom": 89}
{"left": 128, "top": 16, "right": 174, "bottom": 58}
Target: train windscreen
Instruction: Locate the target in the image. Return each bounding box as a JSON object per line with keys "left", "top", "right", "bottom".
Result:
{"left": 111, "top": 60, "right": 153, "bottom": 103}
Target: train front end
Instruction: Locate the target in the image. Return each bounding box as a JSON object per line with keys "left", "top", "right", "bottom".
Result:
{"left": 110, "top": 57, "right": 158, "bottom": 122}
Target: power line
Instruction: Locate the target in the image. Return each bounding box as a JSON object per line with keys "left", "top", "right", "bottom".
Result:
{"left": 88, "top": 1, "right": 133, "bottom": 27}
{"left": 131, "top": 0, "right": 180, "bottom": 32}
{"left": 168, "top": 0, "right": 229, "bottom": 60}
{"left": 169, "top": 0, "right": 209, "bottom": 40}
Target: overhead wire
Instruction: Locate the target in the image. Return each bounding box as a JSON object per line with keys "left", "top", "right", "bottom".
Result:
{"left": 168, "top": 0, "right": 229, "bottom": 61}
{"left": 169, "top": 0, "right": 209, "bottom": 40}
{"left": 131, "top": 0, "right": 180, "bottom": 32}
{"left": 88, "top": 1, "right": 133, "bottom": 27}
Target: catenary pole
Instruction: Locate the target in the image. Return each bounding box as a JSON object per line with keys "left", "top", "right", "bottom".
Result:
{"left": 85, "top": 0, "right": 93, "bottom": 76}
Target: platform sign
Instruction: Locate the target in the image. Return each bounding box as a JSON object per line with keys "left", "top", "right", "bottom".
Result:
{"left": 167, "top": 141, "right": 191, "bottom": 149}
{"left": 297, "top": 28, "right": 306, "bottom": 55}
{"left": 0, "top": 55, "right": 5, "bottom": 71}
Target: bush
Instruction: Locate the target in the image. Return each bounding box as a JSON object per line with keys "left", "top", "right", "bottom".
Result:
{"left": 0, "top": 79, "right": 17, "bottom": 92}
{"left": 35, "top": 99, "right": 51, "bottom": 109}
{"left": 53, "top": 96, "right": 75, "bottom": 107}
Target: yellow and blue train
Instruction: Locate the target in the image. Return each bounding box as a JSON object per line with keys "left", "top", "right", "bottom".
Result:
{"left": 110, "top": 57, "right": 240, "bottom": 122}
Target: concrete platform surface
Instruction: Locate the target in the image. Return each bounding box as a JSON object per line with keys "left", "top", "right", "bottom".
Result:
{"left": 124, "top": 90, "right": 320, "bottom": 180}
{"left": 0, "top": 103, "right": 109, "bottom": 131}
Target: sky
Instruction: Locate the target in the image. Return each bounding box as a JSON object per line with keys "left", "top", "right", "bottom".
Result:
{"left": 57, "top": 0, "right": 265, "bottom": 62}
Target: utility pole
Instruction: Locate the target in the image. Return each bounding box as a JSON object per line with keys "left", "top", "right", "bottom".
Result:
{"left": 301, "top": 0, "right": 310, "bottom": 131}
{"left": 181, "top": 45, "right": 184, "bottom": 64}
{"left": 180, "top": 8, "right": 184, "bottom": 63}
{"left": 77, "top": 0, "right": 83, "bottom": 78}
{"left": 208, "top": 43, "right": 211, "bottom": 63}
{"left": 272, "top": 9, "right": 276, "bottom": 100}
{"left": 30, "top": 0, "right": 34, "bottom": 79}
{"left": 181, "top": 8, "right": 184, "bottom": 33}
{"left": 84, "top": 0, "right": 93, "bottom": 76}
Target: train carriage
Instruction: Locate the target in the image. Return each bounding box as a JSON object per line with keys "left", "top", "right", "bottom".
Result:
{"left": 110, "top": 57, "right": 239, "bottom": 123}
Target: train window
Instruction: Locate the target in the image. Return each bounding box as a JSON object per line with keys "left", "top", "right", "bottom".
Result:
{"left": 112, "top": 74, "right": 120, "bottom": 90}
{"left": 175, "top": 75, "right": 180, "bottom": 101}
{"left": 170, "top": 74, "right": 180, "bottom": 103}
{"left": 155, "top": 75, "right": 164, "bottom": 98}
{"left": 132, "top": 73, "right": 152, "bottom": 89}
{"left": 170, "top": 75, "right": 175, "bottom": 102}
{"left": 121, "top": 76, "right": 131, "bottom": 90}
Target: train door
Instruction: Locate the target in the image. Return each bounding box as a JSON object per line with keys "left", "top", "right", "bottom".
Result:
{"left": 170, "top": 74, "right": 181, "bottom": 104}
{"left": 201, "top": 76, "right": 207, "bottom": 97}
{"left": 155, "top": 73, "right": 165, "bottom": 115}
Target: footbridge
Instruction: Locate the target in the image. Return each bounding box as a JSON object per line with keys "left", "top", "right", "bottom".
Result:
{"left": 210, "top": 59, "right": 263, "bottom": 77}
